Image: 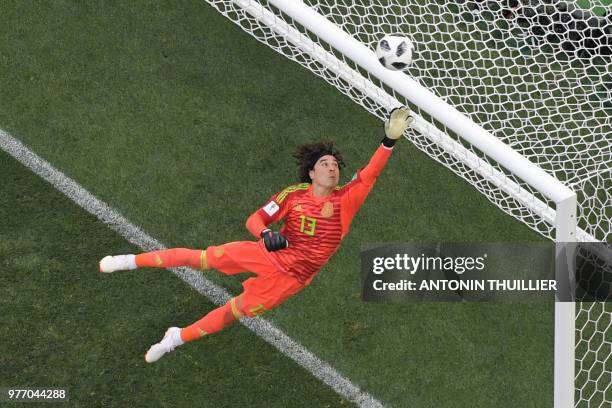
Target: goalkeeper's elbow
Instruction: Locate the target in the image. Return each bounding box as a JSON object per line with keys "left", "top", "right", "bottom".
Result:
{"left": 246, "top": 212, "right": 267, "bottom": 238}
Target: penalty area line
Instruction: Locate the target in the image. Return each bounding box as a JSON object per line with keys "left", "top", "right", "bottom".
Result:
{"left": 0, "top": 129, "right": 384, "bottom": 408}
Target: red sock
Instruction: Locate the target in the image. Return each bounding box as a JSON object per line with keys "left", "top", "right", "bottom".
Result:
{"left": 180, "top": 301, "right": 240, "bottom": 342}
{"left": 135, "top": 248, "right": 206, "bottom": 269}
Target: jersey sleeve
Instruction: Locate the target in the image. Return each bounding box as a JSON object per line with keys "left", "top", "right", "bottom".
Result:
{"left": 339, "top": 143, "right": 394, "bottom": 236}
{"left": 354, "top": 143, "right": 394, "bottom": 186}
{"left": 245, "top": 186, "right": 294, "bottom": 237}
{"left": 245, "top": 212, "right": 268, "bottom": 238}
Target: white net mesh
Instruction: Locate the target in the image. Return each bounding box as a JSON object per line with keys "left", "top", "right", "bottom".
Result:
{"left": 204, "top": 0, "right": 611, "bottom": 405}
{"left": 575, "top": 244, "right": 612, "bottom": 406}
{"left": 575, "top": 301, "right": 612, "bottom": 406}
{"left": 303, "top": 0, "right": 611, "bottom": 244}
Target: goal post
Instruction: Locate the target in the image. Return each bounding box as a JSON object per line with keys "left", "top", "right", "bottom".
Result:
{"left": 204, "top": 0, "right": 609, "bottom": 405}
{"left": 555, "top": 193, "right": 578, "bottom": 408}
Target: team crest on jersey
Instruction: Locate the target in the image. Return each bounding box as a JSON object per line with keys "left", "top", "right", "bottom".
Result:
{"left": 263, "top": 200, "right": 280, "bottom": 216}
{"left": 321, "top": 201, "right": 334, "bottom": 218}
{"left": 293, "top": 204, "right": 303, "bottom": 212}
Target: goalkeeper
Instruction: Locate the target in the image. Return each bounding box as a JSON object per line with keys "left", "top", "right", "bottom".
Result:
{"left": 99, "top": 107, "right": 414, "bottom": 363}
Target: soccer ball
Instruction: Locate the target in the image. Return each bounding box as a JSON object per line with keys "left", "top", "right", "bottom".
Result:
{"left": 375, "top": 34, "right": 415, "bottom": 71}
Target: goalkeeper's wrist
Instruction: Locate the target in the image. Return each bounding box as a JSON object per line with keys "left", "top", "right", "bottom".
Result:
{"left": 381, "top": 136, "right": 397, "bottom": 148}
{"left": 260, "top": 228, "right": 271, "bottom": 238}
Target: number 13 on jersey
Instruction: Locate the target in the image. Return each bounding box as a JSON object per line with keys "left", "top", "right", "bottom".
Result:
{"left": 299, "top": 215, "right": 317, "bottom": 236}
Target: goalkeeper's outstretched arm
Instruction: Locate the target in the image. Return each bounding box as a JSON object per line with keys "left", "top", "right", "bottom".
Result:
{"left": 359, "top": 106, "right": 414, "bottom": 184}
{"left": 339, "top": 107, "right": 414, "bottom": 236}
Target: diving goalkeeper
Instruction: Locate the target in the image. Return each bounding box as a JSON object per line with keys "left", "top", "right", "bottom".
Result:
{"left": 99, "top": 107, "right": 414, "bottom": 363}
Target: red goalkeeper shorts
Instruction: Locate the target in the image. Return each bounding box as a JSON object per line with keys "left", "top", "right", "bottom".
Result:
{"left": 205, "top": 241, "right": 306, "bottom": 317}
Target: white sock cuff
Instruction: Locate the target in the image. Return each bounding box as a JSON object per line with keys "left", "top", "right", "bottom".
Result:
{"left": 126, "top": 254, "right": 137, "bottom": 270}
{"left": 172, "top": 329, "right": 184, "bottom": 346}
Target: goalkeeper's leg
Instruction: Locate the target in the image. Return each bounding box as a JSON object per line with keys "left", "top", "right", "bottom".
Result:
{"left": 145, "top": 269, "right": 306, "bottom": 363}
{"left": 99, "top": 242, "right": 269, "bottom": 273}
{"left": 145, "top": 299, "right": 240, "bottom": 363}
{"left": 99, "top": 248, "right": 206, "bottom": 273}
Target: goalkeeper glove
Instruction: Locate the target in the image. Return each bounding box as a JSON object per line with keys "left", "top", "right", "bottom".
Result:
{"left": 261, "top": 229, "right": 289, "bottom": 252}
{"left": 384, "top": 106, "right": 414, "bottom": 140}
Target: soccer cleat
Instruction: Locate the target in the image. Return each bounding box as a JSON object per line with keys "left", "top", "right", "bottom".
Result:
{"left": 145, "top": 327, "right": 183, "bottom": 363}
{"left": 99, "top": 255, "right": 137, "bottom": 273}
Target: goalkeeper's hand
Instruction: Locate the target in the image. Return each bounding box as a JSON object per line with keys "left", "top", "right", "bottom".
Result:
{"left": 261, "top": 229, "right": 289, "bottom": 252}
{"left": 384, "top": 106, "right": 414, "bottom": 139}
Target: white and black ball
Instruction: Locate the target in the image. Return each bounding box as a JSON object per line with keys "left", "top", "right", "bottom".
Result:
{"left": 375, "top": 34, "right": 415, "bottom": 71}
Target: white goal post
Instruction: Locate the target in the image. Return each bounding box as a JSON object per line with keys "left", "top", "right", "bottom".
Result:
{"left": 204, "top": 1, "right": 610, "bottom": 406}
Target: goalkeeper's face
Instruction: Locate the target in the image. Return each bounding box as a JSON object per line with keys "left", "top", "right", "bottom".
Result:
{"left": 309, "top": 155, "right": 340, "bottom": 189}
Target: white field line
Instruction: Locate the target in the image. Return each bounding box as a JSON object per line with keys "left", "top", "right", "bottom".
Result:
{"left": 0, "top": 129, "right": 384, "bottom": 408}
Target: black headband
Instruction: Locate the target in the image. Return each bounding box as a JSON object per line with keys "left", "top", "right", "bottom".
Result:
{"left": 308, "top": 152, "right": 338, "bottom": 171}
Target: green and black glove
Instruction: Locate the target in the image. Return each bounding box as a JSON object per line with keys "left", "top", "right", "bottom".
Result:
{"left": 384, "top": 106, "right": 414, "bottom": 140}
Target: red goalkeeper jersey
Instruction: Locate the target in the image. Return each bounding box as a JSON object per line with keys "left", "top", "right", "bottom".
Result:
{"left": 251, "top": 143, "right": 394, "bottom": 284}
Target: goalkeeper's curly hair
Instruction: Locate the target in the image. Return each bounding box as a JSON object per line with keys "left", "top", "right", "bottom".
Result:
{"left": 293, "top": 141, "right": 345, "bottom": 183}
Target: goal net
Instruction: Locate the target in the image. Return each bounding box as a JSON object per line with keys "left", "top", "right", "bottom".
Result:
{"left": 205, "top": 0, "right": 611, "bottom": 406}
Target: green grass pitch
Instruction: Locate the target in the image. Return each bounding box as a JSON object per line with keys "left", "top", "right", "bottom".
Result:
{"left": 0, "top": 1, "right": 557, "bottom": 407}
